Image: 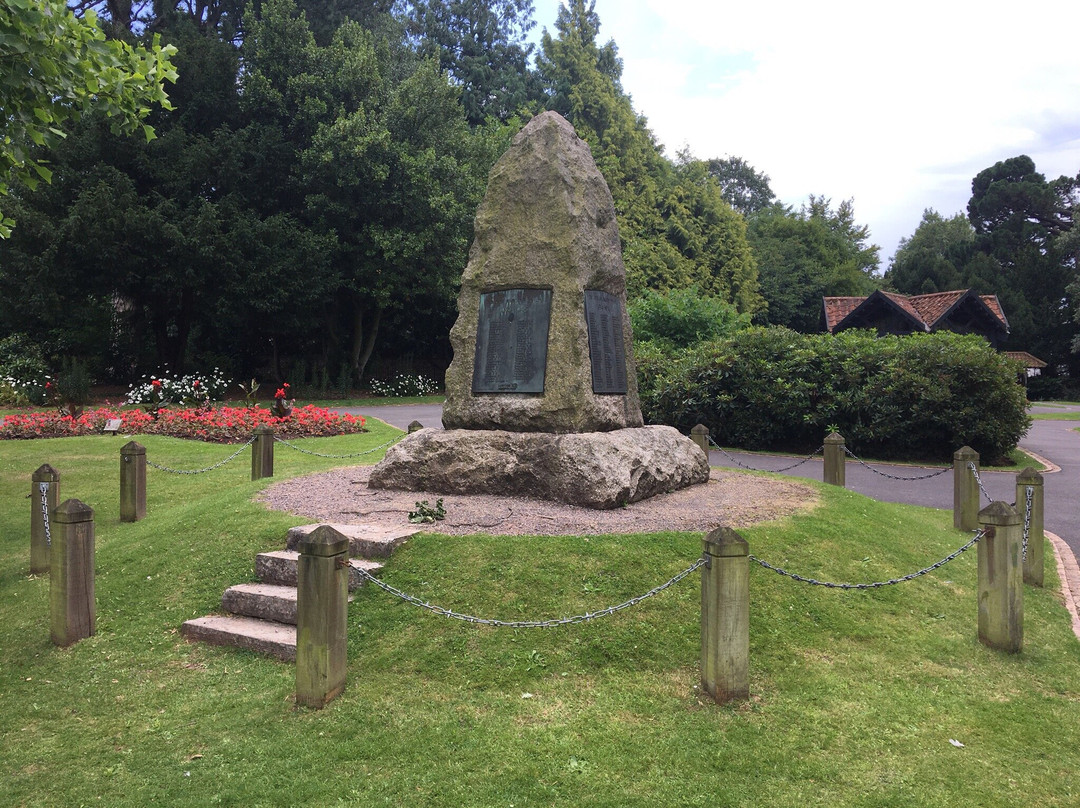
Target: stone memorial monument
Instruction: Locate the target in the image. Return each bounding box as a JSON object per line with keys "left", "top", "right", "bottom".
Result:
{"left": 369, "top": 111, "right": 709, "bottom": 508}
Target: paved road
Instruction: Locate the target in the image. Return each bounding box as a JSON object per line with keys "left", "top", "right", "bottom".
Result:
{"left": 341, "top": 402, "right": 1079, "bottom": 558}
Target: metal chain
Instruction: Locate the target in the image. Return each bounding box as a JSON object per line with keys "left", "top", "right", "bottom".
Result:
{"left": 355, "top": 557, "right": 707, "bottom": 628}
{"left": 708, "top": 437, "right": 822, "bottom": 473}
{"left": 39, "top": 482, "right": 52, "bottom": 548}
{"left": 842, "top": 446, "right": 952, "bottom": 481}
{"left": 1022, "top": 485, "right": 1033, "bottom": 563}
{"left": 273, "top": 435, "right": 401, "bottom": 459}
{"left": 968, "top": 462, "right": 992, "bottom": 502}
{"left": 146, "top": 437, "right": 256, "bottom": 475}
{"left": 748, "top": 530, "right": 984, "bottom": 590}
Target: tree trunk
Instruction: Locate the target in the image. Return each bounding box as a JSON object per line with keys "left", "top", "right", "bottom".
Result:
{"left": 349, "top": 304, "right": 383, "bottom": 385}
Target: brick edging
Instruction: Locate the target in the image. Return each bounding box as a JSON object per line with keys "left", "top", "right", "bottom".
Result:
{"left": 1047, "top": 531, "right": 1080, "bottom": 641}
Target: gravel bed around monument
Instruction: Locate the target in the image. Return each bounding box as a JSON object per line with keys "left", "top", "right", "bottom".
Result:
{"left": 258, "top": 466, "right": 819, "bottom": 536}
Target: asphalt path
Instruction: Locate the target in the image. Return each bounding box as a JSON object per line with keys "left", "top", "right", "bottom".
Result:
{"left": 339, "top": 402, "right": 1079, "bottom": 559}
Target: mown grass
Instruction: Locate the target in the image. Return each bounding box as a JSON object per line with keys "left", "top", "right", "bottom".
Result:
{"left": 1, "top": 432, "right": 1078, "bottom": 807}
{"left": 1030, "top": 411, "right": 1080, "bottom": 421}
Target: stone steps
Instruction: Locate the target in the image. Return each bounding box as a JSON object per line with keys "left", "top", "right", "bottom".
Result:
{"left": 181, "top": 523, "right": 412, "bottom": 662}
{"left": 181, "top": 615, "right": 297, "bottom": 662}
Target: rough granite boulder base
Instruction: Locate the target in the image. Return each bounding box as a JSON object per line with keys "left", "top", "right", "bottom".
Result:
{"left": 442, "top": 110, "right": 643, "bottom": 433}
{"left": 368, "top": 426, "right": 709, "bottom": 509}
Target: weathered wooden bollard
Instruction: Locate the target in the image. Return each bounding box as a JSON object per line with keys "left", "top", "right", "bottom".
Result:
{"left": 690, "top": 424, "right": 710, "bottom": 456}
{"left": 953, "top": 446, "right": 980, "bottom": 531}
{"left": 1016, "top": 467, "right": 1044, "bottom": 588}
{"left": 120, "top": 441, "right": 147, "bottom": 522}
{"left": 977, "top": 501, "right": 1023, "bottom": 653}
{"left": 50, "top": 499, "right": 95, "bottom": 647}
{"left": 251, "top": 425, "right": 274, "bottom": 480}
{"left": 407, "top": 420, "right": 424, "bottom": 434}
{"left": 823, "top": 432, "right": 846, "bottom": 487}
{"left": 295, "top": 525, "right": 350, "bottom": 709}
{"left": 30, "top": 464, "right": 59, "bottom": 574}
{"left": 701, "top": 526, "right": 749, "bottom": 704}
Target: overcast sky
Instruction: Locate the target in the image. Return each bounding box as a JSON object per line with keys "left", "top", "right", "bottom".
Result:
{"left": 529, "top": 0, "right": 1080, "bottom": 267}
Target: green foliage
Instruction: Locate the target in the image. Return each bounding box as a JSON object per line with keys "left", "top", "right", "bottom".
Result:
{"left": 0, "top": 333, "right": 49, "bottom": 403}
{"left": 52, "top": 356, "right": 91, "bottom": 408}
{"left": 705, "top": 155, "right": 776, "bottom": 215}
{"left": 639, "top": 328, "right": 1030, "bottom": 462}
{"left": 536, "top": 1, "right": 761, "bottom": 313}
{"left": 408, "top": 497, "right": 446, "bottom": 523}
{"left": 749, "top": 200, "right": 880, "bottom": 331}
{"left": 884, "top": 208, "right": 975, "bottom": 295}
{"left": 0, "top": 0, "right": 178, "bottom": 236}
{"left": 629, "top": 286, "right": 750, "bottom": 350}
{"left": 405, "top": 0, "right": 542, "bottom": 125}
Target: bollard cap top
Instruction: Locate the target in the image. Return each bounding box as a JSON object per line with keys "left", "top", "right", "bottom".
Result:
{"left": 32, "top": 463, "right": 60, "bottom": 480}
{"left": 978, "top": 500, "right": 1020, "bottom": 525}
{"left": 54, "top": 498, "right": 94, "bottom": 522}
{"left": 824, "top": 431, "right": 845, "bottom": 444}
{"left": 1016, "top": 466, "right": 1043, "bottom": 484}
{"left": 954, "top": 445, "right": 979, "bottom": 460}
{"left": 691, "top": 424, "right": 710, "bottom": 435}
{"left": 297, "top": 524, "right": 349, "bottom": 557}
{"left": 121, "top": 440, "right": 146, "bottom": 455}
{"left": 703, "top": 525, "right": 749, "bottom": 557}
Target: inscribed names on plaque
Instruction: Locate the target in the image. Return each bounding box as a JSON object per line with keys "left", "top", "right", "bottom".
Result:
{"left": 472, "top": 289, "right": 552, "bottom": 393}
{"left": 584, "top": 290, "right": 628, "bottom": 394}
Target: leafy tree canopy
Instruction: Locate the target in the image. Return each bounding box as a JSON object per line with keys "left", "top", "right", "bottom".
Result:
{"left": 706, "top": 155, "right": 775, "bottom": 215}
{"left": 0, "top": 0, "right": 177, "bottom": 236}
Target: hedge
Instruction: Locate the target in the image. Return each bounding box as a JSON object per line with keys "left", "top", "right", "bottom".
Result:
{"left": 637, "top": 327, "right": 1031, "bottom": 463}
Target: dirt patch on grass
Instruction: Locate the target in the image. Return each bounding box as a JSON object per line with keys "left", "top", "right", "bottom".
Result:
{"left": 258, "top": 467, "right": 819, "bottom": 536}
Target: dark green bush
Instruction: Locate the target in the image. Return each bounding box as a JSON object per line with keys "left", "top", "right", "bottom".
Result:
{"left": 628, "top": 287, "right": 750, "bottom": 350}
{"left": 638, "top": 327, "right": 1031, "bottom": 463}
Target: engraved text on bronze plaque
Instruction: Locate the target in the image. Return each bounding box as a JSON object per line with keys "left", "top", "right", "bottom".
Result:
{"left": 584, "top": 290, "right": 628, "bottom": 394}
{"left": 472, "top": 289, "right": 552, "bottom": 393}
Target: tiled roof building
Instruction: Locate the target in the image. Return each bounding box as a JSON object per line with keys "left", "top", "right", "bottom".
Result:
{"left": 822, "top": 289, "right": 1010, "bottom": 348}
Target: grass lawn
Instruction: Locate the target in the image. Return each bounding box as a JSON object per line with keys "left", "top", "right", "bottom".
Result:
{"left": 2, "top": 432, "right": 1079, "bottom": 806}
{"left": 1031, "top": 412, "right": 1080, "bottom": 421}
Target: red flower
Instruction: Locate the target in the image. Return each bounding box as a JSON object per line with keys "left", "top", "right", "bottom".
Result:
{"left": 152, "top": 379, "right": 162, "bottom": 388}
{"left": 193, "top": 380, "right": 200, "bottom": 388}
{"left": 275, "top": 388, "right": 286, "bottom": 399}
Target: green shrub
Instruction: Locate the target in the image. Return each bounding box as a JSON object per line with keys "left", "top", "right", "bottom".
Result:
{"left": 639, "top": 328, "right": 1031, "bottom": 462}
{"left": 629, "top": 287, "right": 750, "bottom": 350}
{"left": 0, "top": 334, "right": 50, "bottom": 404}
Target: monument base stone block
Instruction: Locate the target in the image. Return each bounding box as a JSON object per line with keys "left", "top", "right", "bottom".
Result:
{"left": 368, "top": 426, "right": 710, "bottom": 510}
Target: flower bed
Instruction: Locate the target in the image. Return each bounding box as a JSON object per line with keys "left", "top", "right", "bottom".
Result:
{"left": 0, "top": 405, "right": 366, "bottom": 442}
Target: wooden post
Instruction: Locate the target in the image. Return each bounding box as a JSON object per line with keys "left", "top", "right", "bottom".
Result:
{"left": 977, "top": 501, "right": 1023, "bottom": 653}
{"left": 251, "top": 425, "right": 274, "bottom": 481}
{"left": 407, "top": 420, "right": 424, "bottom": 434}
{"left": 701, "top": 526, "right": 749, "bottom": 704}
{"left": 295, "top": 525, "right": 350, "bottom": 709}
{"left": 953, "top": 446, "right": 980, "bottom": 531}
{"left": 690, "top": 424, "right": 710, "bottom": 457}
{"left": 30, "top": 464, "right": 59, "bottom": 574}
{"left": 1016, "top": 467, "right": 1044, "bottom": 588}
{"left": 50, "top": 499, "right": 95, "bottom": 647}
{"left": 823, "top": 432, "right": 846, "bottom": 487}
{"left": 119, "top": 441, "right": 146, "bottom": 522}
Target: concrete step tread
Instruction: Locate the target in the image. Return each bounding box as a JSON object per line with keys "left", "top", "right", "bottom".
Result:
{"left": 286, "top": 523, "right": 417, "bottom": 559}
{"left": 256, "top": 550, "right": 383, "bottom": 592}
{"left": 225, "top": 582, "right": 298, "bottom": 600}
{"left": 222, "top": 582, "right": 299, "bottom": 625}
{"left": 180, "top": 615, "right": 296, "bottom": 662}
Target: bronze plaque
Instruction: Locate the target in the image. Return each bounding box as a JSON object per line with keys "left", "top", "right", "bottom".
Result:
{"left": 472, "top": 289, "right": 551, "bottom": 393}
{"left": 585, "top": 290, "right": 628, "bottom": 394}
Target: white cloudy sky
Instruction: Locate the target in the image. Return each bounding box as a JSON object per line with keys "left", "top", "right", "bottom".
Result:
{"left": 529, "top": 0, "right": 1080, "bottom": 265}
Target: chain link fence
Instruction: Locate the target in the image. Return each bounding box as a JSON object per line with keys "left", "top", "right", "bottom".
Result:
{"left": 748, "top": 530, "right": 985, "bottom": 590}
{"left": 355, "top": 557, "right": 707, "bottom": 628}
{"left": 146, "top": 437, "right": 256, "bottom": 475}
{"left": 273, "top": 435, "right": 401, "bottom": 459}
{"left": 843, "top": 446, "right": 952, "bottom": 481}
{"left": 38, "top": 482, "right": 51, "bottom": 548}
{"left": 708, "top": 437, "right": 822, "bottom": 473}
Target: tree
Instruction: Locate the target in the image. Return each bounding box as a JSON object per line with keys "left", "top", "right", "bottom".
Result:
{"left": 405, "top": 0, "right": 541, "bottom": 125}
{"left": 244, "top": 0, "right": 499, "bottom": 383}
{"left": 885, "top": 209, "right": 974, "bottom": 295}
{"left": 0, "top": 0, "right": 177, "bottom": 236}
{"left": 967, "top": 155, "right": 1076, "bottom": 372}
{"left": 536, "top": 0, "right": 761, "bottom": 312}
{"left": 747, "top": 200, "right": 879, "bottom": 332}
{"left": 706, "top": 155, "right": 775, "bottom": 215}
